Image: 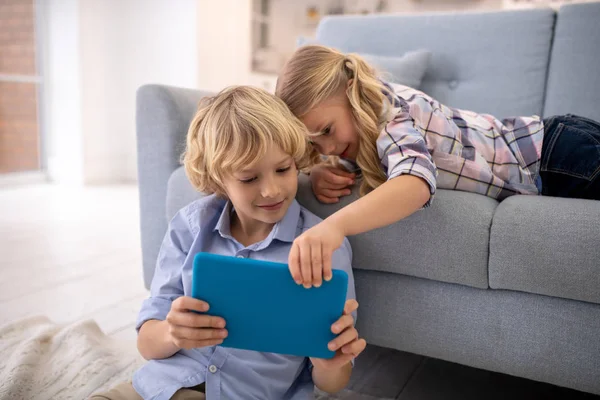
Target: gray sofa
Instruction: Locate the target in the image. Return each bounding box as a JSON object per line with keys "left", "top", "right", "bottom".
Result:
{"left": 136, "top": 3, "right": 600, "bottom": 395}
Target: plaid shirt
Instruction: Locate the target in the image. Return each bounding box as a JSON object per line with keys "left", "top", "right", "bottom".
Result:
{"left": 377, "top": 83, "right": 544, "bottom": 204}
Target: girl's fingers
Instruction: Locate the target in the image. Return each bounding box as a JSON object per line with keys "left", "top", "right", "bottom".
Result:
{"left": 319, "top": 179, "right": 353, "bottom": 190}
{"left": 329, "top": 167, "right": 356, "bottom": 179}
{"left": 320, "top": 188, "right": 351, "bottom": 198}
{"left": 288, "top": 243, "right": 302, "bottom": 284}
{"left": 316, "top": 195, "right": 340, "bottom": 204}
{"left": 322, "top": 245, "right": 333, "bottom": 282}
{"left": 299, "top": 240, "right": 313, "bottom": 288}
{"left": 324, "top": 170, "right": 354, "bottom": 186}
{"left": 311, "top": 242, "right": 323, "bottom": 288}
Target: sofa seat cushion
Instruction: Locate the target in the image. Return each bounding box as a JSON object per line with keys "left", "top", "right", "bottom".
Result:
{"left": 489, "top": 195, "right": 600, "bottom": 305}
{"left": 296, "top": 174, "right": 496, "bottom": 289}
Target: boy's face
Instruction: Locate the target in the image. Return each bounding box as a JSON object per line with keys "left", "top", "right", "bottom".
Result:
{"left": 222, "top": 144, "right": 298, "bottom": 229}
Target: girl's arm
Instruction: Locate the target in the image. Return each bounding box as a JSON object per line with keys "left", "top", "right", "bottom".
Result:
{"left": 288, "top": 174, "right": 430, "bottom": 288}
{"left": 328, "top": 174, "right": 430, "bottom": 236}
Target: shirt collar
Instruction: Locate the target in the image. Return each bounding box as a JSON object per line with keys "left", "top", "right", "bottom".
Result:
{"left": 213, "top": 200, "right": 234, "bottom": 238}
{"left": 213, "top": 199, "right": 301, "bottom": 244}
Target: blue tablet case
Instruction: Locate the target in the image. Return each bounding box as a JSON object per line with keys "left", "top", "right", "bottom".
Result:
{"left": 191, "top": 252, "right": 348, "bottom": 359}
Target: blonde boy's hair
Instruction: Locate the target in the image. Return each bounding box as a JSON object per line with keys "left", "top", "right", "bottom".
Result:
{"left": 276, "top": 45, "right": 392, "bottom": 197}
{"left": 182, "top": 86, "right": 317, "bottom": 196}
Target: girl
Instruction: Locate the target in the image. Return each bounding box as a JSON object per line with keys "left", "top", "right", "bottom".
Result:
{"left": 275, "top": 44, "right": 600, "bottom": 289}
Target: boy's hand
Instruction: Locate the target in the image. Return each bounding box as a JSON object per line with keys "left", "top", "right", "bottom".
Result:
{"left": 310, "top": 164, "right": 355, "bottom": 204}
{"left": 165, "top": 296, "right": 228, "bottom": 350}
{"left": 289, "top": 220, "right": 345, "bottom": 288}
{"left": 310, "top": 299, "right": 366, "bottom": 371}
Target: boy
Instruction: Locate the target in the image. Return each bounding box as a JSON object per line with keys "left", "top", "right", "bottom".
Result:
{"left": 91, "top": 86, "right": 365, "bottom": 400}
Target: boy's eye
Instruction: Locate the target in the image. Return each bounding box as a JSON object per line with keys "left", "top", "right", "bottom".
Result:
{"left": 239, "top": 177, "right": 257, "bottom": 184}
{"left": 277, "top": 166, "right": 291, "bottom": 173}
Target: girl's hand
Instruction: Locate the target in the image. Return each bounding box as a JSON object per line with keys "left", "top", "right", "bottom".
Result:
{"left": 165, "top": 296, "right": 228, "bottom": 350}
{"left": 310, "top": 164, "right": 356, "bottom": 204}
{"left": 310, "top": 299, "right": 366, "bottom": 371}
{"left": 288, "top": 220, "right": 345, "bottom": 288}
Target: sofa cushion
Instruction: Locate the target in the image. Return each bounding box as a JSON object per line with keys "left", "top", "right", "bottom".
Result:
{"left": 166, "top": 166, "right": 204, "bottom": 221}
{"left": 489, "top": 195, "right": 600, "bottom": 305}
{"left": 297, "top": 37, "right": 432, "bottom": 89}
{"left": 315, "top": 9, "right": 554, "bottom": 118}
{"left": 543, "top": 2, "right": 600, "bottom": 121}
{"left": 360, "top": 51, "right": 431, "bottom": 88}
{"left": 296, "top": 174, "right": 496, "bottom": 289}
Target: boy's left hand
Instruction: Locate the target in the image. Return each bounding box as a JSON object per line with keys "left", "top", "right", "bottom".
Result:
{"left": 310, "top": 299, "right": 366, "bottom": 371}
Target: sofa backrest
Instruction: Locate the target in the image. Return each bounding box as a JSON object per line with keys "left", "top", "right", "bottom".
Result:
{"left": 543, "top": 2, "right": 600, "bottom": 121}
{"left": 316, "top": 8, "right": 555, "bottom": 119}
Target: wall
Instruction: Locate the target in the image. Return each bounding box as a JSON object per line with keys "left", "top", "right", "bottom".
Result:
{"left": 42, "top": 0, "right": 84, "bottom": 185}
{"left": 197, "top": 0, "right": 252, "bottom": 93}
{"left": 43, "top": 0, "right": 198, "bottom": 185}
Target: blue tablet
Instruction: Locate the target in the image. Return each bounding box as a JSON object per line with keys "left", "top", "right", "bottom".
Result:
{"left": 191, "top": 252, "right": 348, "bottom": 359}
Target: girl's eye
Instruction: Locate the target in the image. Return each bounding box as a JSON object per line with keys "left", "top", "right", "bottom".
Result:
{"left": 277, "top": 166, "right": 291, "bottom": 174}
{"left": 322, "top": 126, "right": 331, "bottom": 136}
{"left": 239, "top": 177, "right": 257, "bottom": 184}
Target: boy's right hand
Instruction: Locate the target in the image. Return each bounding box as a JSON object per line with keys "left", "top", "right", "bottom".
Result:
{"left": 165, "top": 296, "right": 228, "bottom": 350}
{"left": 310, "top": 164, "right": 356, "bottom": 204}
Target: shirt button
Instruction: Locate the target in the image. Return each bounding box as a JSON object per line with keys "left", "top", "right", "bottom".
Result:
{"left": 209, "top": 364, "right": 217, "bottom": 373}
{"left": 236, "top": 254, "right": 244, "bottom": 258}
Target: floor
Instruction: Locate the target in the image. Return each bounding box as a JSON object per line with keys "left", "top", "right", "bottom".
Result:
{"left": 0, "top": 184, "right": 597, "bottom": 400}
{"left": 0, "top": 184, "right": 147, "bottom": 342}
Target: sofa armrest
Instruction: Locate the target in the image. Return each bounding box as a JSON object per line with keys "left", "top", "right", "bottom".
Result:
{"left": 136, "top": 84, "right": 213, "bottom": 289}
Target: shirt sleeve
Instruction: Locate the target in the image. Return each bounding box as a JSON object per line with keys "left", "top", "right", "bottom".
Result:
{"left": 135, "top": 208, "right": 194, "bottom": 331}
{"left": 377, "top": 104, "right": 437, "bottom": 207}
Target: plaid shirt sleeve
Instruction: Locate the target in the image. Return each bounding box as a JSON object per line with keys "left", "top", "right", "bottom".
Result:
{"left": 377, "top": 102, "right": 438, "bottom": 207}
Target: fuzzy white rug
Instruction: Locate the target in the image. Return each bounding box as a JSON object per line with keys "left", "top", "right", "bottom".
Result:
{"left": 0, "top": 316, "right": 144, "bottom": 400}
{"left": 0, "top": 316, "right": 388, "bottom": 400}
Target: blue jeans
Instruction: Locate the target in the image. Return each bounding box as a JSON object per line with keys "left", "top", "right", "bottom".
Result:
{"left": 539, "top": 114, "right": 600, "bottom": 200}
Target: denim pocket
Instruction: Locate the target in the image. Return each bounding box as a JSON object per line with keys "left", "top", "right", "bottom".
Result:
{"left": 540, "top": 122, "right": 600, "bottom": 181}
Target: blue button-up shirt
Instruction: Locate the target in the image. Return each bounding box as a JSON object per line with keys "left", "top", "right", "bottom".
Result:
{"left": 133, "top": 195, "right": 356, "bottom": 400}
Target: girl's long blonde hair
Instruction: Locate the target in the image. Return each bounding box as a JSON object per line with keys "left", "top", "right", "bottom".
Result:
{"left": 182, "top": 86, "right": 318, "bottom": 197}
{"left": 276, "top": 45, "right": 392, "bottom": 196}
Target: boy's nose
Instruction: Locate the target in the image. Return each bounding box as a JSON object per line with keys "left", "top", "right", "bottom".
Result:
{"left": 261, "top": 178, "right": 281, "bottom": 198}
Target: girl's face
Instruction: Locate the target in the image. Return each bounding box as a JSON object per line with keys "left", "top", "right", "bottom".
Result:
{"left": 222, "top": 144, "right": 298, "bottom": 233}
{"left": 300, "top": 93, "right": 359, "bottom": 161}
